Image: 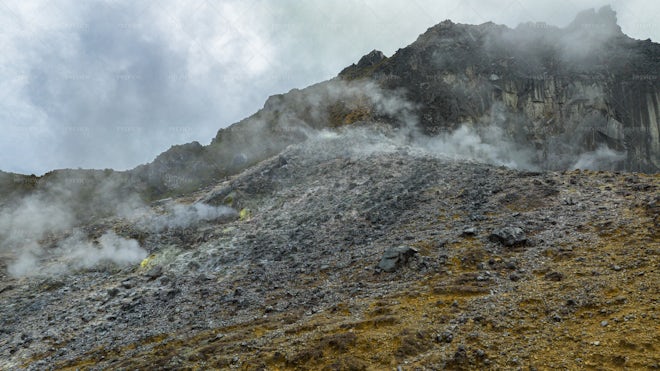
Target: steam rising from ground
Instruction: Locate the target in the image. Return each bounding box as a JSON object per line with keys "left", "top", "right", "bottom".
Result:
{"left": 8, "top": 231, "right": 147, "bottom": 277}
{"left": 1, "top": 196, "right": 236, "bottom": 278}
{"left": 279, "top": 79, "right": 623, "bottom": 171}
{"left": 571, "top": 146, "right": 627, "bottom": 170}
{"left": 132, "top": 203, "right": 238, "bottom": 232}
{"left": 0, "top": 196, "right": 75, "bottom": 248}
{"left": 419, "top": 125, "right": 538, "bottom": 169}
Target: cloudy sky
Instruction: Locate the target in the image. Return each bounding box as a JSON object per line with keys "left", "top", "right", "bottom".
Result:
{"left": 0, "top": 0, "right": 657, "bottom": 174}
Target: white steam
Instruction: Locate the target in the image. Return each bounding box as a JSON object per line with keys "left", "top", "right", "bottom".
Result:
{"left": 135, "top": 203, "right": 238, "bottom": 232}
{"left": 1, "top": 195, "right": 235, "bottom": 277}
{"left": 297, "top": 121, "right": 539, "bottom": 171}
{"left": 571, "top": 146, "right": 627, "bottom": 170}
{"left": 63, "top": 231, "right": 147, "bottom": 270}
{"left": 8, "top": 231, "right": 147, "bottom": 278}
{"left": 7, "top": 243, "right": 41, "bottom": 278}
{"left": 0, "top": 196, "right": 75, "bottom": 247}
{"left": 419, "top": 125, "right": 538, "bottom": 169}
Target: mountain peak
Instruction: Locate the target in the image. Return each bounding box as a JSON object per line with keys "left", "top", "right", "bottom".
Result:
{"left": 567, "top": 5, "right": 622, "bottom": 35}
{"left": 339, "top": 49, "right": 388, "bottom": 79}
{"left": 356, "top": 50, "right": 387, "bottom": 69}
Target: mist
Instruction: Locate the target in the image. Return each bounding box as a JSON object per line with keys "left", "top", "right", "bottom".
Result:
{"left": 262, "top": 78, "right": 625, "bottom": 172}
{"left": 8, "top": 231, "right": 147, "bottom": 278}
{"left": 570, "top": 146, "right": 628, "bottom": 170}
{"left": 0, "top": 186, "right": 236, "bottom": 277}
{"left": 132, "top": 202, "right": 238, "bottom": 232}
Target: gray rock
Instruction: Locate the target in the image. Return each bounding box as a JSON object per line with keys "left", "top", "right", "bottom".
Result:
{"left": 144, "top": 266, "right": 163, "bottom": 280}
{"left": 377, "top": 246, "right": 418, "bottom": 272}
{"left": 121, "top": 279, "right": 134, "bottom": 289}
{"left": 437, "top": 331, "right": 453, "bottom": 343}
{"left": 107, "top": 288, "right": 120, "bottom": 298}
{"left": 489, "top": 227, "right": 526, "bottom": 246}
{"left": 544, "top": 271, "right": 564, "bottom": 282}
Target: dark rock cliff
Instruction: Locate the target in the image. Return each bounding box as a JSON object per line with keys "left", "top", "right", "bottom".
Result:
{"left": 342, "top": 6, "right": 659, "bottom": 171}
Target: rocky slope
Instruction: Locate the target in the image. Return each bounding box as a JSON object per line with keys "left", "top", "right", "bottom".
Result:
{"left": 0, "top": 128, "right": 658, "bottom": 369}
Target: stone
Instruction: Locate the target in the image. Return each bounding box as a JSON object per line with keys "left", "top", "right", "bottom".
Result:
{"left": 437, "top": 331, "right": 453, "bottom": 343}
{"left": 544, "top": 271, "right": 564, "bottom": 282}
{"left": 107, "top": 288, "right": 120, "bottom": 298}
{"left": 357, "top": 50, "right": 386, "bottom": 69}
{"left": 377, "top": 246, "right": 418, "bottom": 272}
{"left": 144, "top": 266, "right": 163, "bottom": 280}
{"left": 489, "top": 227, "right": 526, "bottom": 246}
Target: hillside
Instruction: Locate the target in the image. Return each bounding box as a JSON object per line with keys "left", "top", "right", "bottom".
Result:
{"left": 0, "top": 6, "right": 659, "bottom": 370}
{"left": 1, "top": 130, "right": 658, "bottom": 369}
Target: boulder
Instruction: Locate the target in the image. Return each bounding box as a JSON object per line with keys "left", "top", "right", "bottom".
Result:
{"left": 377, "top": 246, "right": 418, "bottom": 272}
{"left": 489, "top": 227, "right": 526, "bottom": 246}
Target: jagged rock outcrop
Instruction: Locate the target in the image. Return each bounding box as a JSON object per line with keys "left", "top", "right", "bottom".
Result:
{"left": 339, "top": 49, "right": 388, "bottom": 79}
{"left": 341, "top": 6, "right": 659, "bottom": 171}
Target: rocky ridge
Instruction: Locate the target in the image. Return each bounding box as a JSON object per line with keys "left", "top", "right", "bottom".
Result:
{"left": 342, "top": 6, "right": 659, "bottom": 171}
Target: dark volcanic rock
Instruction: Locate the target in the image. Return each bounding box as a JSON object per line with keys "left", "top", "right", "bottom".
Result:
{"left": 544, "top": 271, "right": 564, "bottom": 282}
{"left": 0, "top": 135, "right": 658, "bottom": 370}
{"left": 489, "top": 227, "right": 527, "bottom": 246}
{"left": 377, "top": 246, "right": 419, "bottom": 272}
{"left": 343, "top": 6, "right": 659, "bottom": 172}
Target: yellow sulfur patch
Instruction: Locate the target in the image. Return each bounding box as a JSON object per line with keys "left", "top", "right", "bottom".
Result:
{"left": 239, "top": 208, "right": 252, "bottom": 221}
{"left": 140, "top": 254, "right": 155, "bottom": 268}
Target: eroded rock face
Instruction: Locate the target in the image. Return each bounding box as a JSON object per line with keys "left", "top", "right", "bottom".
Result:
{"left": 2, "top": 7, "right": 656, "bottom": 205}
{"left": 88, "top": 8, "right": 658, "bottom": 200}
{"left": 345, "top": 6, "right": 659, "bottom": 172}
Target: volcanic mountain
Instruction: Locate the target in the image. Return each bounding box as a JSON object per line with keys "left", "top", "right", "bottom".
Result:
{"left": 0, "top": 6, "right": 658, "bottom": 370}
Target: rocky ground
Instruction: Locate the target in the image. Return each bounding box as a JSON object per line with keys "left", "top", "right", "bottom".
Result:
{"left": 0, "top": 129, "right": 658, "bottom": 370}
